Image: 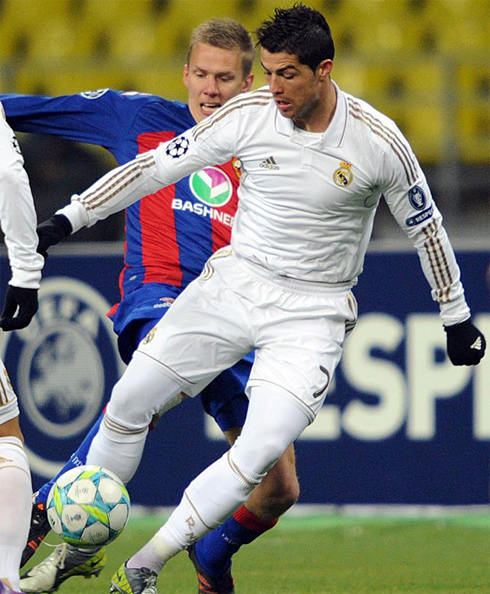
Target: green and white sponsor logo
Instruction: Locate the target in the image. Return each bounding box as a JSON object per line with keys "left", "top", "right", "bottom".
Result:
{"left": 189, "top": 166, "right": 232, "bottom": 207}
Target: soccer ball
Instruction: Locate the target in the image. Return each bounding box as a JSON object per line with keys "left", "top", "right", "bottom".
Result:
{"left": 46, "top": 465, "right": 130, "bottom": 547}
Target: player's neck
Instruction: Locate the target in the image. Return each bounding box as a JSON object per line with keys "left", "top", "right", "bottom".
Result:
{"left": 294, "top": 80, "right": 337, "bottom": 133}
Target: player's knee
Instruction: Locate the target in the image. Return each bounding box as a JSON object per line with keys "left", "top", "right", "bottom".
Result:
{"left": 0, "top": 416, "right": 23, "bottom": 441}
{"left": 107, "top": 353, "right": 185, "bottom": 430}
{"left": 107, "top": 378, "right": 153, "bottom": 430}
{"left": 277, "top": 475, "right": 300, "bottom": 511}
{"left": 233, "top": 435, "right": 288, "bottom": 478}
{"left": 260, "top": 470, "right": 300, "bottom": 515}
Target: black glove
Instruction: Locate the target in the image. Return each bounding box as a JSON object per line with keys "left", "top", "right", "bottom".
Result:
{"left": 0, "top": 286, "right": 39, "bottom": 331}
{"left": 444, "top": 318, "right": 486, "bottom": 366}
{"left": 37, "top": 214, "right": 73, "bottom": 258}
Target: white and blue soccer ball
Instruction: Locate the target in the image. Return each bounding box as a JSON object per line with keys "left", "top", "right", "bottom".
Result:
{"left": 46, "top": 465, "right": 130, "bottom": 547}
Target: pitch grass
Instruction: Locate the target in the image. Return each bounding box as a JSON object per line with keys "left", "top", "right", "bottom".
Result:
{"left": 27, "top": 512, "right": 490, "bottom": 594}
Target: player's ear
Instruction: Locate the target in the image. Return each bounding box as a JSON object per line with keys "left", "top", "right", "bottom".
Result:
{"left": 242, "top": 73, "right": 254, "bottom": 93}
{"left": 183, "top": 64, "right": 190, "bottom": 88}
{"left": 317, "top": 59, "right": 333, "bottom": 81}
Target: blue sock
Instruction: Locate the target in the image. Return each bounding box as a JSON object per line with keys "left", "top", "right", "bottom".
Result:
{"left": 195, "top": 505, "right": 278, "bottom": 578}
{"left": 36, "top": 413, "right": 104, "bottom": 503}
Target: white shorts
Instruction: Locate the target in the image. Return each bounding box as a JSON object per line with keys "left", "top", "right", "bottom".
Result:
{"left": 0, "top": 357, "right": 19, "bottom": 424}
{"left": 136, "top": 248, "right": 357, "bottom": 422}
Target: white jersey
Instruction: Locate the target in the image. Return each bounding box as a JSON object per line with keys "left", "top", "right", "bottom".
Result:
{"left": 61, "top": 84, "right": 469, "bottom": 325}
{"left": 0, "top": 102, "right": 42, "bottom": 289}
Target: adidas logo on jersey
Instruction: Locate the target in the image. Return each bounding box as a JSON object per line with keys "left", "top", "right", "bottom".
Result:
{"left": 259, "top": 156, "right": 279, "bottom": 170}
{"left": 470, "top": 336, "right": 483, "bottom": 350}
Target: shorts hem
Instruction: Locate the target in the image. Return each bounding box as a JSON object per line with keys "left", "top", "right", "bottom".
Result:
{"left": 133, "top": 350, "right": 201, "bottom": 397}
{"left": 0, "top": 401, "right": 20, "bottom": 425}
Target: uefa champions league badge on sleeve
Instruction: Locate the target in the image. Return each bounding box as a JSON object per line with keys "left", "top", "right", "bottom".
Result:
{"left": 0, "top": 278, "right": 125, "bottom": 480}
{"left": 405, "top": 185, "right": 434, "bottom": 227}
{"left": 408, "top": 185, "right": 426, "bottom": 210}
{"left": 166, "top": 135, "right": 190, "bottom": 158}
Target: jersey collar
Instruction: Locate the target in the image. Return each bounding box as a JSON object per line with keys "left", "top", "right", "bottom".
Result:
{"left": 274, "top": 81, "right": 347, "bottom": 149}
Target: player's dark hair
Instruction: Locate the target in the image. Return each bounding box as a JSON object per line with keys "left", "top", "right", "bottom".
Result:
{"left": 187, "top": 18, "right": 255, "bottom": 78}
{"left": 256, "top": 3, "right": 335, "bottom": 72}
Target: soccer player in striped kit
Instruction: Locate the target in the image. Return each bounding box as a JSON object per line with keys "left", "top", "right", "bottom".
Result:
{"left": 0, "top": 102, "right": 44, "bottom": 594}
{"left": 4, "top": 20, "right": 299, "bottom": 594}
{"left": 22, "top": 5, "right": 486, "bottom": 594}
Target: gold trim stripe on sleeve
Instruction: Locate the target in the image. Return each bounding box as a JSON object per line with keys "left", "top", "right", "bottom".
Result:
{"left": 193, "top": 91, "right": 272, "bottom": 141}
{"left": 422, "top": 220, "right": 453, "bottom": 303}
{"left": 80, "top": 153, "right": 156, "bottom": 211}
{"left": 193, "top": 89, "right": 271, "bottom": 136}
{"left": 347, "top": 98, "right": 417, "bottom": 185}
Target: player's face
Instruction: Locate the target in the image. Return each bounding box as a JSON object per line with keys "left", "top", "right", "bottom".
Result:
{"left": 260, "top": 48, "right": 333, "bottom": 131}
{"left": 184, "top": 42, "right": 254, "bottom": 123}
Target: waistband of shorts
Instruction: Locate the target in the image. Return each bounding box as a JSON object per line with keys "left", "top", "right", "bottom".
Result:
{"left": 235, "top": 253, "right": 354, "bottom": 295}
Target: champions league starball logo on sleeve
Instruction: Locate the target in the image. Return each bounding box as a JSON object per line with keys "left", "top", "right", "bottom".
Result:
{"left": 166, "top": 136, "right": 190, "bottom": 159}
{"left": 0, "top": 278, "right": 125, "bottom": 479}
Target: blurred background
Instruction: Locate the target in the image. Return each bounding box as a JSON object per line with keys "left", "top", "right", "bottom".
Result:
{"left": 0, "top": 0, "right": 488, "bottom": 243}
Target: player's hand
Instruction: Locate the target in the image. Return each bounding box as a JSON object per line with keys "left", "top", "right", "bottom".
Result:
{"left": 0, "top": 286, "right": 39, "bottom": 331}
{"left": 444, "top": 319, "right": 486, "bottom": 365}
{"left": 37, "top": 214, "right": 73, "bottom": 258}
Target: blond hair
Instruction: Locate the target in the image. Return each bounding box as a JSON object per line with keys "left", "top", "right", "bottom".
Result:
{"left": 187, "top": 18, "right": 255, "bottom": 78}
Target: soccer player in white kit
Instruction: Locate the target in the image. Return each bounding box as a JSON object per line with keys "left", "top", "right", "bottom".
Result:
{"left": 0, "top": 102, "right": 43, "bottom": 594}
{"left": 36, "top": 6, "right": 486, "bottom": 593}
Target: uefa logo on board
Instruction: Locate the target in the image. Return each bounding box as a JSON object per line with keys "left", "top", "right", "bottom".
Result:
{"left": 0, "top": 278, "right": 125, "bottom": 479}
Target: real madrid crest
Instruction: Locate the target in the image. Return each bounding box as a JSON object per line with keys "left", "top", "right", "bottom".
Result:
{"left": 143, "top": 326, "right": 158, "bottom": 344}
{"left": 333, "top": 161, "right": 353, "bottom": 187}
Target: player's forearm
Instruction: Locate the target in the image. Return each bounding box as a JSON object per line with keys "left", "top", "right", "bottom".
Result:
{"left": 412, "top": 219, "right": 470, "bottom": 326}
{"left": 0, "top": 162, "right": 43, "bottom": 288}
{"left": 57, "top": 134, "right": 214, "bottom": 233}
{"left": 57, "top": 150, "right": 164, "bottom": 232}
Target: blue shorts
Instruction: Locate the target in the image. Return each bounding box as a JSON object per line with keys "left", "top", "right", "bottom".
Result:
{"left": 112, "top": 284, "right": 252, "bottom": 432}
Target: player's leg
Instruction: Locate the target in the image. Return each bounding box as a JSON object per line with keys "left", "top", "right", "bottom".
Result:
{"left": 84, "top": 351, "right": 186, "bottom": 482}
{"left": 189, "top": 441, "right": 297, "bottom": 594}
{"left": 21, "top": 413, "right": 104, "bottom": 566}
{"left": 20, "top": 348, "right": 189, "bottom": 594}
{"left": 0, "top": 360, "right": 32, "bottom": 592}
{"left": 20, "top": 317, "right": 158, "bottom": 568}
{"left": 0, "top": 579, "right": 22, "bottom": 594}
{"left": 190, "top": 360, "right": 299, "bottom": 592}
{"left": 111, "top": 385, "right": 309, "bottom": 594}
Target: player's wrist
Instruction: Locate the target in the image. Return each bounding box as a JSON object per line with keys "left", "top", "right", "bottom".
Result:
{"left": 9, "top": 267, "right": 42, "bottom": 290}
{"left": 55, "top": 199, "right": 88, "bottom": 233}
{"left": 439, "top": 293, "right": 470, "bottom": 326}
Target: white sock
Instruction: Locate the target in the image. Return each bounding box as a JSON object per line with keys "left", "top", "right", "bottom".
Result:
{"left": 87, "top": 352, "right": 184, "bottom": 484}
{"left": 0, "top": 436, "right": 31, "bottom": 590}
{"left": 86, "top": 417, "right": 149, "bottom": 485}
{"left": 155, "top": 449, "right": 264, "bottom": 555}
{"left": 126, "top": 539, "right": 172, "bottom": 574}
{"left": 145, "top": 386, "right": 310, "bottom": 563}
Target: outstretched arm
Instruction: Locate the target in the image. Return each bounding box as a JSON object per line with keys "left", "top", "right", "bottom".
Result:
{"left": 37, "top": 115, "right": 236, "bottom": 252}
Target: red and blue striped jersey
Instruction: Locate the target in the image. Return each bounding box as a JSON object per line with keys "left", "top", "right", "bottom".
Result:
{"left": 0, "top": 89, "right": 241, "bottom": 332}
